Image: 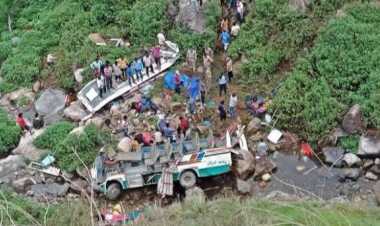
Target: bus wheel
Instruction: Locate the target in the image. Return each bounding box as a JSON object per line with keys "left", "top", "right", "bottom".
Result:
{"left": 106, "top": 182, "right": 122, "bottom": 200}
{"left": 179, "top": 170, "right": 197, "bottom": 188}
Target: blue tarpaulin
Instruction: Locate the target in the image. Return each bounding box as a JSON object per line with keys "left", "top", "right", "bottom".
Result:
{"left": 187, "top": 77, "right": 200, "bottom": 99}
{"left": 163, "top": 70, "right": 191, "bottom": 90}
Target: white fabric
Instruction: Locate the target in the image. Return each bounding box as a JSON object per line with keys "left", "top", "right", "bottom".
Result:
{"left": 229, "top": 95, "right": 238, "bottom": 107}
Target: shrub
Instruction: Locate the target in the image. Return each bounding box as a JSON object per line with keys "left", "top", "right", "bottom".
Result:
{"left": 338, "top": 135, "right": 359, "bottom": 154}
{"left": 0, "top": 109, "right": 21, "bottom": 155}
{"left": 33, "top": 121, "right": 75, "bottom": 150}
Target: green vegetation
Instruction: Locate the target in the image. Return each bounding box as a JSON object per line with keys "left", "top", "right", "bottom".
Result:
{"left": 33, "top": 121, "right": 75, "bottom": 150}
{"left": 0, "top": 108, "right": 21, "bottom": 155}
{"left": 338, "top": 135, "right": 360, "bottom": 154}
{"left": 273, "top": 3, "right": 380, "bottom": 142}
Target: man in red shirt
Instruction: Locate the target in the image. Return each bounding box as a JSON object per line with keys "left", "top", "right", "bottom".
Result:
{"left": 16, "top": 113, "right": 32, "bottom": 135}
{"left": 178, "top": 116, "right": 190, "bottom": 137}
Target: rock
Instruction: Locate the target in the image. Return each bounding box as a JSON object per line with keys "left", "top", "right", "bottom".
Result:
{"left": 365, "top": 172, "right": 378, "bottom": 181}
{"left": 289, "top": 0, "right": 310, "bottom": 13}
{"left": 236, "top": 178, "right": 253, "bottom": 194}
{"left": 279, "top": 132, "right": 299, "bottom": 151}
{"left": 343, "top": 153, "right": 361, "bottom": 167}
{"left": 369, "top": 165, "right": 380, "bottom": 176}
{"left": 175, "top": 0, "right": 206, "bottom": 33}
{"left": 247, "top": 118, "right": 261, "bottom": 133}
{"left": 322, "top": 147, "right": 345, "bottom": 167}
{"left": 64, "top": 101, "right": 87, "bottom": 122}
{"left": 265, "top": 191, "right": 295, "bottom": 201}
{"left": 376, "top": 158, "right": 380, "bottom": 165}
{"left": 31, "top": 183, "right": 69, "bottom": 198}
{"left": 69, "top": 126, "right": 85, "bottom": 135}
{"left": 69, "top": 178, "right": 88, "bottom": 193}
{"left": 12, "top": 177, "right": 36, "bottom": 193}
{"left": 342, "top": 168, "right": 361, "bottom": 181}
{"left": 76, "top": 167, "right": 91, "bottom": 181}
{"left": 262, "top": 173, "right": 271, "bottom": 182}
{"left": 0, "top": 155, "right": 26, "bottom": 179}
{"left": 373, "top": 181, "right": 380, "bottom": 205}
{"left": 32, "top": 81, "right": 41, "bottom": 93}
{"left": 85, "top": 116, "right": 104, "bottom": 128}
{"left": 35, "top": 88, "right": 65, "bottom": 125}
{"left": 232, "top": 149, "right": 255, "bottom": 180}
{"left": 342, "top": 104, "right": 364, "bottom": 134}
{"left": 12, "top": 129, "right": 47, "bottom": 161}
{"left": 74, "top": 68, "right": 85, "bottom": 83}
{"left": 7, "top": 88, "right": 34, "bottom": 103}
{"left": 185, "top": 186, "right": 205, "bottom": 203}
{"left": 254, "top": 156, "right": 277, "bottom": 178}
{"left": 358, "top": 135, "right": 380, "bottom": 155}
{"left": 88, "top": 33, "right": 106, "bottom": 46}
{"left": 117, "top": 137, "right": 132, "bottom": 153}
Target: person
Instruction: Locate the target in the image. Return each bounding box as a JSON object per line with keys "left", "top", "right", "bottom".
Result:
{"left": 226, "top": 57, "right": 234, "bottom": 82}
{"left": 64, "top": 90, "right": 76, "bottom": 106}
{"left": 16, "top": 113, "right": 32, "bottom": 135}
{"left": 228, "top": 0, "right": 237, "bottom": 9}
{"left": 218, "top": 72, "right": 228, "bottom": 96}
{"left": 231, "top": 22, "right": 240, "bottom": 37}
{"left": 127, "top": 63, "right": 135, "bottom": 85}
{"left": 113, "top": 61, "right": 122, "bottom": 83}
{"left": 200, "top": 81, "right": 206, "bottom": 107}
{"left": 188, "top": 97, "right": 196, "bottom": 115}
{"left": 236, "top": 0, "right": 244, "bottom": 23}
{"left": 97, "top": 75, "right": 106, "bottom": 98}
{"left": 142, "top": 132, "right": 154, "bottom": 146}
{"left": 134, "top": 58, "right": 144, "bottom": 81}
{"left": 117, "top": 57, "right": 128, "bottom": 80}
{"left": 94, "top": 150, "right": 106, "bottom": 183}
{"left": 104, "top": 61, "right": 113, "bottom": 90}
{"left": 152, "top": 45, "right": 161, "bottom": 70}
{"left": 119, "top": 115, "right": 129, "bottom": 137}
{"left": 203, "top": 50, "right": 213, "bottom": 71}
{"left": 228, "top": 93, "right": 238, "bottom": 118}
{"left": 47, "top": 54, "right": 55, "bottom": 66}
{"left": 186, "top": 48, "right": 197, "bottom": 72}
{"left": 32, "top": 113, "right": 44, "bottom": 129}
{"left": 178, "top": 116, "right": 190, "bottom": 137}
{"left": 221, "top": 30, "right": 231, "bottom": 51}
{"left": 220, "top": 17, "right": 229, "bottom": 32}
{"left": 174, "top": 71, "right": 181, "bottom": 94}
{"left": 218, "top": 101, "right": 227, "bottom": 121}
{"left": 157, "top": 162, "right": 175, "bottom": 199}
{"left": 143, "top": 52, "right": 154, "bottom": 76}
{"left": 90, "top": 56, "right": 104, "bottom": 77}
{"left": 163, "top": 123, "right": 176, "bottom": 142}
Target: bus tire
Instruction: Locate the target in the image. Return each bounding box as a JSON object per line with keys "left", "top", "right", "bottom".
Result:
{"left": 106, "top": 182, "right": 122, "bottom": 200}
{"left": 179, "top": 170, "right": 197, "bottom": 188}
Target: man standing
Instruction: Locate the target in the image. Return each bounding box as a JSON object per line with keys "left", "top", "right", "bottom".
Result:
{"left": 97, "top": 75, "right": 105, "bottom": 98}
{"left": 228, "top": 93, "right": 238, "bottom": 118}
{"left": 103, "top": 61, "right": 113, "bottom": 90}
{"left": 143, "top": 52, "right": 154, "bottom": 77}
{"left": 152, "top": 45, "right": 161, "bottom": 70}
{"left": 218, "top": 72, "right": 228, "bottom": 96}
{"left": 178, "top": 116, "right": 190, "bottom": 137}
{"left": 90, "top": 56, "right": 103, "bottom": 77}
{"left": 226, "top": 57, "right": 234, "bottom": 82}
{"left": 221, "top": 30, "right": 231, "bottom": 52}
{"left": 32, "top": 113, "right": 44, "bottom": 129}
{"left": 218, "top": 101, "right": 227, "bottom": 121}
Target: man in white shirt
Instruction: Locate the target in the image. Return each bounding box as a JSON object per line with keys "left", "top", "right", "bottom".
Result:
{"left": 229, "top": 93, "right": 238, "bottom": 118}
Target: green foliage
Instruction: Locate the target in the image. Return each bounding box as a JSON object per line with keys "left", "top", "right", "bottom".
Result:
{"left": 33, "top": 121, "right": 75, "bottom": 150}
{"left": 338, "top": 135, "right": 359, "bottom": 153}
{"left": 0, "top": 108, "right": 21, "bottom": 155}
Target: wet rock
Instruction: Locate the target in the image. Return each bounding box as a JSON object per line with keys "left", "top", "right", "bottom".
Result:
{"left": 343, "top": 153, "right": 361, "bottom": 167}
{"left": 12, "top": 129, "right": 47, "bottom": 161}
{"left": 322, "top": 147, "right": 344, "bottom": 167}
{"left": 70, "top": 178, "right": 88, "bottom": 193}
{"left": 175, "top": 0, "right": 206, "bottom": 33}
{"left": 85, "top": 116, "right": 104, "bottom": 128}
{"left": 365, "top": 172, "right": 378, "bottom": 181}
{"left": 342, "top": 168, "right": 361, "bottom": 181}
{"left": 342, "top": 104, "right": 364, "bottom": 134}
{"left": 35, "top": 88, "right": 65, "bottom": 125}
{"left": 64, "top": 101, "right": 87, "bottom": 122}
{"left": 236, "top": 178, "right": 253, "bottom": 194}
{"left": 232, "top": 149, "right": 255, "bottom": 180}
{"left": 117, "top": 137, "right": 132, "bottom": 153}
{"left": 185, "top": 186, "right": 205, "bottom": 203}
{"left": 289, "top": 0, "right": 310, "bottom": 13}
{"left": 247, "top": 118, "right": 261, "bottom": 134}
{"left": 0, "top": 155, "right": 26, "bottom": 179}
{"left": 254, "top": 156, "right": 276, "bottom": 178}
{"left": 12, "top": 177, "right": 36, "bottom": 193}
{"left": 373, "top": 181, "right": 380, "bottom": 205}
{"left": 31, "top": 183, "right": 69, "bottom": 198}
{"left": 358, "top": 135, "right": 380, "bottom": 155}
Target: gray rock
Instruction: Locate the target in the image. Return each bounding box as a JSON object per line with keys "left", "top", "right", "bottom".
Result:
{"left": 342, "top": 104, "right": 364, "bottom": 134}
{"left": 247, "top": 118, "right": 261, "bottom": 134}
{"left": 35, "top": 88, "right": 65, "bottom": 125}
{"left": 376, "top": 158, "right": 380, "bottom": 165}
{"left": 7, "top": 88, "right": 35, "bottom": 103}
{"left": 369, "top": 165, "right": 380, "bottom": 176}
{"left": 12, "top": 177, "right": 36, "bottom": 193}
{"left": 175, "top": 0, "right": 206, "bottom": 33}
{"left": 322, "top": 147, "right": 345, "bottom": 167}
{"left": 232, "top": 149, "right": 255, "bottom": 180}
{"left": 363, "top": 160, "right": 374, "bottom": 170}
{"left": 343, "top": 153, "right": 361, "bottom": 167}
{"left": 254, "top": 156, "right": 277, "bottom": 178}
{"left": 265, "top": 191, "right": 295, "bottom": 201}
{"left": 236, "top": 178, "right": 253, "bottom": 194}
{"left": 0, "top": 155, "right": 26, "bottom": 179}
{"left": 12, "top": 129, "right": 47, "bottom": 161}
{"left": 69, "top": 178, "right": 88, "bottom": 193}
{"left": 64, "top": 101, "right": 87, "bottom": 122}
{"left": 358, "top": 135, "right": 380, "bottom": 155}
{"left": 365, "top": 172, "right": 378, "bottom": 181}
{"left": 185, "top": 186, "right": 205, "bottom": 203}
{"left": 342, "top": 168, "right": 361, "bottom": 181}
{"left": 85, "top": 116, "right": 104, "bottom": 128}
{"left": 31, "top": 183, "right": 69, "bottom": 198}
{"left": 373, "top": 181, "right": 380, "bottom": 205}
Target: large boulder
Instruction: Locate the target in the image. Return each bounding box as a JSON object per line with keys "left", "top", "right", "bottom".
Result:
{"left": 35, "top": 88, "right": 65, "bottom": 125}
{"left": 322, "top": 147, "right": 345, "bottom": 167}
{"left": 0, "top": 155, "right": 26, "bottom": 179}
{"left": 342, "top": 153, "right": 362, "bottom": 167}
{"left": 254, "top": 156, "right": 277, "bottom": 178}
{"left": 85, "top": 116, "right": 104, "bottom": 128}
{"left": 247, "top": 118, "right": 261, "bottom": 134}
{"left": 232, "top": 149, "right": 255, "bottom": 180}
{"left": 31, "top": 183, "right": 70, "bottom": 198}
{"left": 236, "top": 178, "right": 253, "bottom": 194}
{"left": 342, "top": 104, "right": 364, "bottom": 134}
{"left": 12, "top": 129, "right": 47, "bottom": 161}
{"left": 289, "top": 0, "right": 310, "bottom": 13}
{"left": 373, "top": 181, "right": 380, "bottom": 205}
{"left": 175, "top": 0, "right": 206, "bottom": 33}
{"left": 64, "top": 101, "right": 87, "bottom": 122}
{"left": 358, "top": 134, "right": 380, "bottom": 155}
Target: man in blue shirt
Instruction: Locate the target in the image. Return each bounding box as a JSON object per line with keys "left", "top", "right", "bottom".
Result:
{"left": 221, "top": 31, "right": 231, "bottom": 51}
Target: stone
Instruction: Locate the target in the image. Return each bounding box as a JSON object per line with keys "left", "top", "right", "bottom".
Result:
{"left": 88, "top": 33, "right": 106, "bottom": 46}
{"left": 64, "top": 101, "right": 87, "bottom": 122}
{"left": 35, "top": 88, "right": 65, "bottom": 125}
{"left": 12, "top": 177, "right": 36, "bottom": 193}
{"left": 358, "top": 135, "right": 380, "bottom": 155}
{"left": 265, "top": 191, "right": 295, "bottom": 201}
{"left": 69, "top": 178, "right": 88, "bottom": 193}
{"left": 117, "top": 137, "right": 132, "bottom": 153}
{"left": 262, "top": 173, "right": 271, "bottom": 182}
{"left": 85, "top": 116, "right": 104, "bottom": 128}
{"left": 342, "top": 104, "right": 364, "bottom": 134}
{"left": 0, "top": 155, "right": 26, "bottom": 179}
{"left": 289, "top": 0, "right": 310, "bottom": 13}
{"left": 373, "top": 181, "right": 380, "bottom": 205}
{"left": 247, "top": 118, "right": 261, "bottom": 134}
{"left": 7, "top": 88, "right": 34, "bottom": 103}
{"left": 12, "top": 129, "right": 47, "bottom": 161}
{"left": 322, "top": 147, "right": 345, "bottom": 167}
{"left": 236, "top": 178, "right": 253, "bottom": 194}
{"left": 376, "top": 158, "right": 380, "bottom": 165}
{"left": 74, "top": 68, "right": 85, "bottom": 83}
{"left": 31, "top": 183, "right": 69, "bottom": 198}
{"left": 369, "top": 165, "right": 380, "bottom": 176}
{"left": 32, "top": 81, "right": 41, "bottom": 93}
{"left": 185, "top": 186, "right": 205, "bottom": 203}
{"left": 342, "top": 168, "right": 361, "bottom": 181}
{"left": 254, "top": 156, "right": 277, "bottom": 178}
{"left": 365, "top": 172, "right": 378, "bottom": 181}
{"left": 343, "top": 153, "right": 362, "bottom": 167}
{"left": 232, "top": 149, "right": 255, "bottom": 180}
{"left": 279, "top": 132, "right": 299, "bottom": 151}
{"left": 363, "top": 160, "right": 374, "bottom": 170}
{"left": 175, "top": 0, "right": 206, "bottom": 33}
{"left": 69, "top": 126, "right": 85, "bottom": 135}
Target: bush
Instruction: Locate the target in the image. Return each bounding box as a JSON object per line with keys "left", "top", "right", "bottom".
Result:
{"left": 338, "top": 135, "right": 359, "bottom": 154}
{"left": 33, "top": 121, "right": 75, "bottom": 150}
{"left": 0, "top": 109, "right": 21, "bottom": 155}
